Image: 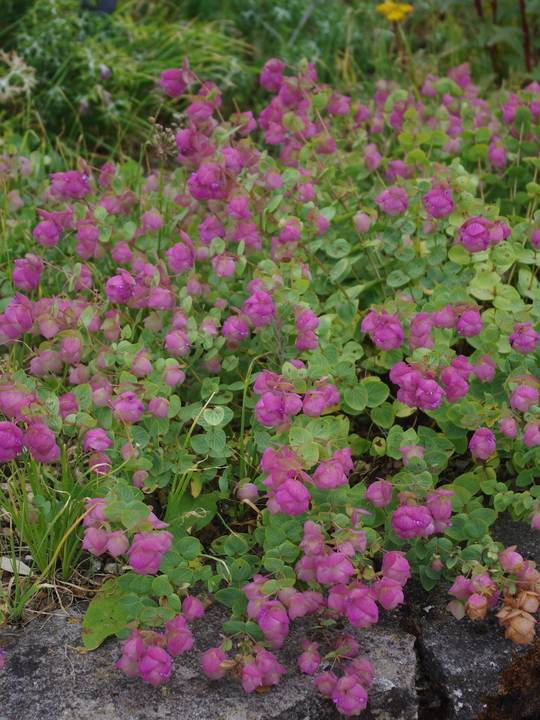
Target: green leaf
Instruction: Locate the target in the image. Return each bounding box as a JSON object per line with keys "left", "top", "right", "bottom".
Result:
{"left": 386, "top": 270, "right": 410, "bottom": 287}
{"left": 343, "top": 385, "right": 368, "bottom": 411}
{"left": 362, "top": 378, "right": 390, "bottom": 407}
{"left": 214, "top": 588, "right": 244, "bottom": 608}
{"left": 81, "top": 579, "right": 130, "bottom": 650}
{"left": 462, "top": 517, "right": 488, "bottom": 540}
{"left": 203, "top": 407, "right": 225, "bottom": 426}
{"left": 370, "top": 403, "right": 395, "bottom": 428}
{"left": 151, "top": 576, "right": 174, "bottom": 596}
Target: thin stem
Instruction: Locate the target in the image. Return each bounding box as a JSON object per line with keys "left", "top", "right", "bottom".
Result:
{"left": 519, "top": 0, "right": 532, "bottom": 73}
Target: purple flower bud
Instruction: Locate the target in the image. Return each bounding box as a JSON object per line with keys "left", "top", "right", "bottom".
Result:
{"left": 237, "top": 482, "right": 259, "bottom": 503}
{"left": 164, "top": 330, "right": 191, "bottom": 357}
{"left": 162, "top": 363, "right": 186, "bottom": 387}
{"left": 313, "top": 670, "right": 338, "bottom": 697}
{"left": 182, "top": 595, "right": 205, "bottom": 621}
{"left": 165, "top": 241, "right": 194, "bottom": 273}
{"left": 297, "top": 641, "right": 321, "bottom": 675}
{"left": 450, "top": 355, "right": 474, "bottom": 380}
{"left": 510, "top": 384, "right": 538, "bottom": 413}
{"left": 260, "top": 58, "right": 285, "bottom": 92}
{"left": 364, "top": 478, "right": 393, "bottom": 507}
{"left": 148, "top": 397, "right": 169, "bottom": 419}
{"left": 422, "top": 186, "right": 455, "bottom": 219}
{"left": 439, "top": 366, "right": 469, "bottom": 403}
{"left": 82, "top": 527, "right": 108, "bottom": 555}
{"left": 374, "top": 187, "right": 409, "bottom": 216}
{"left": 531, "top": 230, "right": 540, "bottom": 250}
{"left": 361, "top": 310, "right": 404, "bottom": 350}
{"left": 23, "top": 423, "right": 60, "bottom": 463}
{"left": 330, "top": 675, "right": 368, "bottom": 714}
{"left": 398, "top": 445, "right": 425, "bottom": 465}
{"left": 269, "top": 478, "right": 311, "bottom": 516}
{"left": 382, "top": 551, "right": 411, "bottom": 586}
{"left": 456, "top": 309, "right": 483, "bottom": 337}
{"left": 392, "top": 504, "right": 434, "bottom": 539}
{"left": 352, "top": 212, "right": 372, "bottom": 233}
{"left": 165, "top": 616, "right": 193, "bottom": 657}
{"left": 499, "top": 417, "right": 519, "bottom": 438}
{"left": 159, "top": 60, "right": 194, "bottom": 98}
{"left": 138, "top": 646, "right": 172, "bottom": 685}
{"left": 106, "top": 530, "right": 130, "bottom": 557}
{"left": 112, "top": 392, "right": 145, "bottom": 424}
{"left": 374, "top": 577, "right": 404, "bottom": 610}
{"left": 58, "top": 393, "right": 78, "bottom": 419}
{"left": 83, "top": 428, "right": 113, "bottom": 453}
{"left": 524, "top": 421, "right": 540, "bottom": 448}
{"left": 488, "top": 138, "right": 508, "bottom": 167}
{"left": 49, "top": 171, "right": 90, "bottom": 200}
{"left": 105, "top": 273, "right": 136, "bottom": 303}
{"left": 201, "top": 647, "right": 228, "bottom": 680}
{"left": 457, "top": 217, "right": 492, "bottom": 253}
{"left": 13, "top": 254, "right": 43, "bottom": 291}
{"left": 469, "top": 427, "right": 496, "bottom": 460}
{"left": 0, "top": 421, "right": 23, "bottom": 462}
{"left": 474, "top": 355, "right": 497, "bottom": 382}
{"left": 431, "top": 304, "right": 458, "bottom": 329}
{"left": 509, "top": 322, "right": 540, "bottom": 355}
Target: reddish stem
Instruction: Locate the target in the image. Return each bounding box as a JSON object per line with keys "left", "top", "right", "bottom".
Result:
{"left": 473, "top": 0, "right": 484, "bottom": 20}
{"left": 519, "top": 0, "right": 532, "bottom": 73}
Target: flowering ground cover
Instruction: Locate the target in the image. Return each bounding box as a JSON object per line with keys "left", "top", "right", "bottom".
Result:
{"left": 1, "top": 48, "right": 540, "bottom": 716}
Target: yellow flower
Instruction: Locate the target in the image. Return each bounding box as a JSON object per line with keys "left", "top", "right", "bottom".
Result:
{"left": 376, "top": 1, "right": 413, "bottom": 22}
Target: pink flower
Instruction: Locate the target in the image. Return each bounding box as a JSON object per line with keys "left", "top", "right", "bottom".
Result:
{"left": 509, "top": 322, "right": 540, "bottom": 355}
{"left": 82, "top": 527, "right": 108, "bottom": 556}
{"left": 392, "top": 504, "right": 435, "bottom": 539}
{"left": 315, "top": 552, "right": 354, "bottom": 586}
{"left": 242, "top": 291, "right": 276, "bottom": 327}
{"left": 313, "top": 670, "right": 338, "bottom": 697}
{"left": 500, "top": 546, "right": 525, "bottom": 574}
{"left": 115, "top": 632, "right": 146, "bottom": 678}
{"left": 422, "top": 186, "right": 454, "bottom": 218}
{"left": 106, "top": 531, "right": 129, "bottom": 557}
{"left": 105, "top": 273, "right": 136, "bottom": 303}
{"left": 148, "top": 397, "right": 169, "bottom": 419}
{"left": 456, "top": 309, "right": 483, "bottom": 337}
{"left": 298, "top": 641, "right": 321, "bottom": 675}
{"left": 165, "top": 241, "right": 194, "bottom": 273}
{"left": 426, "top": 489, "right": 454, "bottom": 532}
{"left": 83, "top": 428, "right": 113, "bottom": 453}
{"left": 165, "top": 330, "right": 191, "bottom": 357}
{"left": 112, "top": 392, "right": 145, "bottom": 424}
{"left": 364, "top": 478, "right": 393, "bottom": 507}
{"left": 398, "top": 446, "right": 425, "bottom": 466}
{"left": 499, "top": 417, "right": 519, "bottom": 438}
{"left": 23, "top": 423, "right": 60, "bottom": 463}
{"left": 201, "top": 647, "right": 228, "bottom": 680}
{"left": 12, "top": 254, "right": 43, "bottom": 291}
{"left": 260, "top": 58, "right": 285, "bottom": 92}
{"left": 257, "top": 601, "right": 290, "bottom": 648}
{"left": 165, "top": 616, "right": 194, "bottom": 656}
{"left": 469, "top": 427, "right": 496, "bottom": 460}
{"left": 457, "top": 217, "right": 492, "bottom": 253}
{"left": 361, "top": 310, "right": 404, "bottom": 350}
{"left": 510, "top": 385, "right": 538, "bottom": 413}
{"left": 182, "top": 595, "right": 205, "bottom": 621}
{"left": 382, "top": 552, "right": 411, "bottom": 586}
{"left": 0, "top": 421, "right": 23, "bottom": 462}
{"left": 374, "top": 187, "right": 409, "bottom": 216}
{"left": 331, "top": 675, "right": 369, "bottom": 715}
{"left": 127, "top": 531, "right": 172, "bottom": 575}
{"left": 524, "top": 421, "right": 540, "bottom": 448}
{"left": 439, "top": 366, "right": 469, "bottom": 403}
{"left": 138, "top": 646, "right": 172, "bottom": 685}
{"left": 374, "top": 577, "right": 404, "bottom": 610}
{"left": 312, "top": 460, "right": 347, "bottom": 490}
{"left": 49, "top": 170, "right": 90, "bottom": 200}
{"left": 345, "top": 657, "right": 374, "bottom": 686}
{"left": 269, "top": 478, "right": 311, "bottom": 516}
{"left": 159, "top": 60, "right": 194, "bottom": 97}
{"left": 474, "top": 355, "right": 497, "bottom": 382}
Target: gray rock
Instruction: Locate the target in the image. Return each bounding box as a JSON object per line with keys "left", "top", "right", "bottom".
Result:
{"left": 0, "top": 605, "right": 418, "bottom": 720}
{"left": 411, "top": 514, "right": 540, "bottom": 720}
